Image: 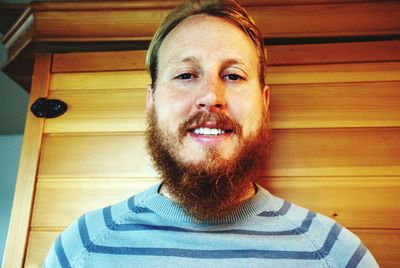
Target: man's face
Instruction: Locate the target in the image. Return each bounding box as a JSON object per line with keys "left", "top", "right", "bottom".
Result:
{"left": 148, "top": 14, "right": 269, "bottom": 165}
{"left": 146, "top": 14, "right": 270, "bottom": 221}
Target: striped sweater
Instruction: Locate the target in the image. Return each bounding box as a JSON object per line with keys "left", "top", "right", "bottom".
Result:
{"left": 44, "top": 183, "right": 378, "bottom": 267}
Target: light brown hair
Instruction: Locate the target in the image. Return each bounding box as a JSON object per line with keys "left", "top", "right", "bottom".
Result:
{"left": 146, "top": 0, "right": 267, "bottom": 90}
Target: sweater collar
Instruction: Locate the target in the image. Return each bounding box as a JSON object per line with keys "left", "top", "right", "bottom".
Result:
{"left": 142, "top": 183, "right": 271, "bottom": 225}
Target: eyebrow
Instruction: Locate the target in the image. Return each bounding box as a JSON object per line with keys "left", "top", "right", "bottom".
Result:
{"left": 168, "top": 56, "right": 248, "bottom": 68}
{"left": 168, "top": 56, "right": 200, "bottom": 66}
{"left": 221, "top": 58, "right": 247, "bottom": 69}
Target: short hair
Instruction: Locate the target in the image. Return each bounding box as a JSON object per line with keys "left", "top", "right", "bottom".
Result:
{"left": 146, "top": 0, "right": 267, "bottom": 90}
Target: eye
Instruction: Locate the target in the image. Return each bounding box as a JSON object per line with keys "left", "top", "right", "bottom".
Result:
{"left": 175, "top": 73, "right": 195, "bottom": 80}
{"left": 225, "top": 73, "right": 242, "bottom": 81}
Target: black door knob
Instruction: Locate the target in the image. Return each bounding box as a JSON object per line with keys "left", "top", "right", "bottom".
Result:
{"left": 30, "top": 98, "right": 68, "bottom": 118}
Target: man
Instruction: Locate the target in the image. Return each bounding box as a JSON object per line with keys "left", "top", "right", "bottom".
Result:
{"left": 44, "top": 0, "right": 378, "bottom": 267}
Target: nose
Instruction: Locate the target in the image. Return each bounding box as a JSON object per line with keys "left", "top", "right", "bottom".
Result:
{"left": 195, "top": 77, "right": 226, "bottom": 112}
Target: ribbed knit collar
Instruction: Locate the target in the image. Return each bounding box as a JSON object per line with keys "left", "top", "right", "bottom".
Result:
{"left": 142, "top": 183, "right": 271, "bottom": 225}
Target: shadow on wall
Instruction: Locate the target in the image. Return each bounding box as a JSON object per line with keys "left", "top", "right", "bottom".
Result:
{"left": 0, "top": 135, "right": 24, "bottom": 264}
{"left": 0, "top": 34, "right": 29, "bottom": 264}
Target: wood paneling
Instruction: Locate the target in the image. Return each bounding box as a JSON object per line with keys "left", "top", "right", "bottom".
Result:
{"left": 38, "top": 128, "right": 400, "bottom": 179}
{"left": 50, "top": 70, "right": 150, "bottom": 91}
{"left": 6, "top": 1, "right": 399, "bottom": 267}
{"left": 32, "top": 49, "right": 400, "bottom": 267}
{"left": 49, "top": 62, "right": 400, "bottom": 91}
{"left": 265, "top": 128, "right": 400, "bottom": 177}
{"left": 26, "top": 231, "right": 58, "bottom": 268}
{"left": 52, "top": 50, "right": 147, "bottom": 73}
{"left": 34, "top": 9, "right": 167, "bottom": 41}
{"left": 31, "top": 179, "right": 156, "bottom": 229}
{"left": 32, "top": 1, "right": 400, "bottom": 41}
{"left": 267, "top": 40, "right": 400, "bottom": 66}
{"left": 249, "top": 2, "right": 400, "bottom": 37}
{"left": 38, "top": 134, "right": 157, "bottom": 178}
{"left": 260, "top": 177, "right": 400, "bottom": 229}
{"left": 31, "top": 178, "right": 399, "bottom": 229}
{"left": 31, "top": 179, "right": 159, "bottom": 228}
{"left": 44, "top": 89, "right": 147, "bottom": 133}
{"left": 2, "top": 54, "right": 51, "bottom": 268}
{"left": 357, "top": 229, "right": 400, "bottom": 268}
{"left": 50, "top": 41, "right": 400, "bottom": 73}
{"left": 270, "top": 81, "right": 400, "bottom": 129}
{"left": 267, "top": 62, "right": 400, "bottom": 85}
{"left": 32, "top": 0, "right": 379, "bottom": 11}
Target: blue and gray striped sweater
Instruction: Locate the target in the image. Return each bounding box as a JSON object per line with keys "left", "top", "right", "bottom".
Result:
{"left": 44, "top": 183, "right": 378, "bottom": 267}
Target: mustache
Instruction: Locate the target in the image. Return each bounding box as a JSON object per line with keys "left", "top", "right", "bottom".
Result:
{"left": 178, "top": 111, "right": 242, "bottom": 140}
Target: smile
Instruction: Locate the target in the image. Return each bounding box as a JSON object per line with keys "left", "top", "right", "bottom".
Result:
{"left": 188, "top": 126, "right": 234, "bottom": 146}
{"left": 193, "top": 127, "right": 227, "bottom": 136}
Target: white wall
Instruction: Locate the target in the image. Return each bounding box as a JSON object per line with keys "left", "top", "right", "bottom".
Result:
{"left": 0, "top": 26, "right": 29, "bottom": 263}
{"left": 0, "top": 135, "right": 23, "bottom": 264}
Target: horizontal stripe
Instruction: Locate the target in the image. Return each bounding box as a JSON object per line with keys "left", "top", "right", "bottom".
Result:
{"left": 55, "top": 235, "right": 71, "bottom": 268}
{"left": 78, "top": 215, "right": 342, "bottom": 259}
{"left": 346, "top": 242, "right": 368, "bottom": 268}
{"left": 103, "top": 205, "right": 316, "bottom": 236}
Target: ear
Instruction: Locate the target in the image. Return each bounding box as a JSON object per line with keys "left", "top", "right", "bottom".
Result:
{"left": 262, "top": 85, "right": 270, "bottom": 109}
{"left": 146, "top": 84, "right": 154, "bottom": 112}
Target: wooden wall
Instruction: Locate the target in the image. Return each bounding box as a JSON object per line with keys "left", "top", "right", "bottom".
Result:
{"left": 21, "top": 39, "right": 399, "bottom": 267}
{"left": 3, "top": 1, "right": 400, "bottom": 267}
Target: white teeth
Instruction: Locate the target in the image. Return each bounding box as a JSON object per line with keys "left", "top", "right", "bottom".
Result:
{"left": 193, "top": 128, "right": 225, "bottom": 135}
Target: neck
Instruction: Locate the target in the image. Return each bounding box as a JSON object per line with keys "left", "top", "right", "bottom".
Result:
{"left": 234, "top": 181, "right": 257, "bottom": 204}
{"left": 159, "top": 180, "right": 257, "bottom": 206}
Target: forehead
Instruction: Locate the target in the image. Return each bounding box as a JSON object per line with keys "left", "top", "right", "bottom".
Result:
{"left": 158, "top": 14, "right": 258, "bottom": 69}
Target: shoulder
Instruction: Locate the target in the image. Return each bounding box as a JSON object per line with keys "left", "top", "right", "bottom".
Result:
{"left": 267, "top": 193, "right": 379, "bottom": 268}
{"left": 43, "top": 213, "right": 89, "bottom": 267}
{"left": 42, "top": 188, "right": 146, "bottom": 267}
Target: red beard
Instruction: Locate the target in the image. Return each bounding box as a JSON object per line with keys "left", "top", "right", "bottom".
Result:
{"left": 145, "top": 109, "right": 271, "bottom": 222}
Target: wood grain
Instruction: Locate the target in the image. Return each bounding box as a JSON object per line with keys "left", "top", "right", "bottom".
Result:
{"left": 31, "top": 179, "right": 159, "bottom": 228}
{"left": 52, "top": 50, "right": 147, "bottom": 73}
{"left": 34, "top": 9, "right": 168, "bottom": 41}
{"left": 32, "top": 1, "right": 400, "bottom": 41}
{"left": 37, "top": 128, "right": 400, "bottom": 179}
{"left": 357, "top": 229, "right": 400, "bottom": 268}
{"left": 267, "top": 40, "right": 400, "bottom": 66}
{"left": 31, "top": 177, "right": 399, "bottom": 229}
{"left": 25, "top": 231, "right": 58, "bottom": 268}
{"left": 32, "top": 0, "right": 380, "bottom": 11}
{"left": 50, "top": 70, "right": 150, "bottom": 91}
{"left": 249, "top": 1, "right": 400, "bottom": 37}
{"left": 50, "top": 41, "right": 400, "bottom": 73}
{"left": 2, "top": 54, "right": 51, "bottom": 268}
{"left": 265, "top": 128, "right": 400, "bottom": 177}
{"left": 44, "top": 89, "right": 147, "bottom": 133}
{"left": 266, "top": 62, "right": 400, "bottom": 85}
{"left": 269, "top": 81, "right": 400, "bottom": 129}
{"left": 49, "top": 61, "right": 400, "bottom": 91}
{"left": 259, "top": 177, "right": 400, "bottom": 229}
{"left": 38, "top": 134, "right": 158, "bottom": 179}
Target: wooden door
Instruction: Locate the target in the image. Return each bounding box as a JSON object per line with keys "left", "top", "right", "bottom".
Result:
{"left": 4, "top": 42, "right": 400, "bottom": 267}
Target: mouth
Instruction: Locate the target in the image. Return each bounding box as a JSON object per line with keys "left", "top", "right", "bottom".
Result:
{"left": 190, "top": 127, "right": 234, "bottom": 136}
{"left": 178, "top": 112, "right": 241, "bottom": 145}
{"left": 187, "top": 123, "right": 234, "bottom": 145}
